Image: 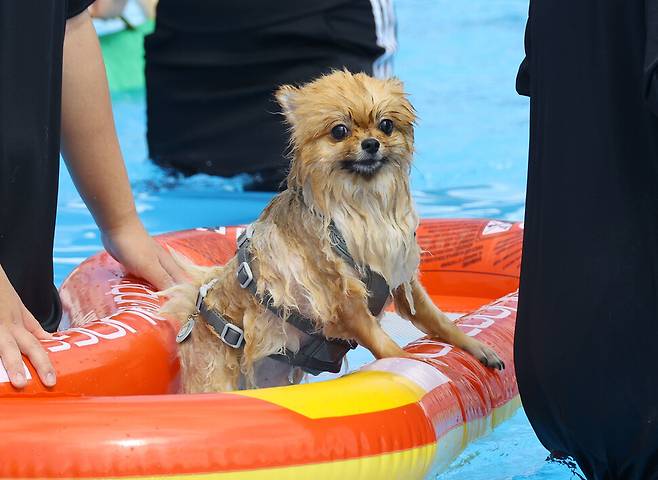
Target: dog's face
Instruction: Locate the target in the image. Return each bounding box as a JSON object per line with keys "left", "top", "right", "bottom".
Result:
{"left": 276, "top": 71, "right": 416, "bottom": 189}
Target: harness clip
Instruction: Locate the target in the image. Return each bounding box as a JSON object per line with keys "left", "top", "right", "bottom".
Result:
{"left": 237, "top": 224, "right": 254, "bottom": 249}
{"left": 220, "top": 323, "right": 245, "bottom": 348}
{"left": 237, "top": 262, "right": 254, "bottom": 289}
{"left": 196, "top": 278, "right": 219, "bottom": 311}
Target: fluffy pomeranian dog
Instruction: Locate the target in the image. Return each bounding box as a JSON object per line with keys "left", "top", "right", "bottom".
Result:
{"left": 162, "top": 71, "right": 504, "bottom": 393}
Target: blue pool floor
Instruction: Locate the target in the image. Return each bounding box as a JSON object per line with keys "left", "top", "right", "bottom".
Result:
{"left": 53, "top": 0, "right": 585, "bottom": 478}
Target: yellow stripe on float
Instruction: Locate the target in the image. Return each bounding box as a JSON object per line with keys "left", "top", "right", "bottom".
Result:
{"left": 97, "top": 444, "right": 438, "bottom": 480}
{"left": 430, "top": 425, "right": 467, "bottom": 474}
{"left": 75, "top": 396, "right": 521, "bottom": 480}
{"left": 430, "top": 395, "right": 523, "bottom": 474}
{"left": 233, "top": 370, "right": 427, "bottom": 419}
{"left": 461, "top": 395, "right": 522, "bottom": 451}
{"left": 492, "top": 395, "right": 521, "bottom": 429}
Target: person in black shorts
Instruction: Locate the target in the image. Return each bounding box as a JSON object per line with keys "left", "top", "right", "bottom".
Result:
{"left": 145, "top": 0, "right": 396, "bottom": 191}
{"left": 515, "top": 1, "right": 658, "bottom": 478}
{"left": 0, "top": 2, "right": 184, "bottom": 390}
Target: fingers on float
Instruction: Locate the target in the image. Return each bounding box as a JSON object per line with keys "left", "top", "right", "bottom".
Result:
{"left": 0, "top": 322, "right": 27, "bottom": 388}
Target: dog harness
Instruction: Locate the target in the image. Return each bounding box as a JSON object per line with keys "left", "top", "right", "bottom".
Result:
{"left": 180, "top": 222, "right": 391, "bottom": 375}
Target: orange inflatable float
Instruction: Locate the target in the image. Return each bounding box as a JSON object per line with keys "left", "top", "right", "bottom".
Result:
{"left": 0, "top": 218, "right": 523, "bottom": 479}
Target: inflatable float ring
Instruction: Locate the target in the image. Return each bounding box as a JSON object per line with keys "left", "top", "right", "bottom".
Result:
{"left": 0, "top": 218, "right": 523, "bottom": 479}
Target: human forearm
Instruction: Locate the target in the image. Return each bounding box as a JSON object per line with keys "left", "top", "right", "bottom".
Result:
{"left": 59, "top": 10, "right": 185, "bottom": 290}
{"left": 60, "top": 10, "right": 138, "bottom": 232}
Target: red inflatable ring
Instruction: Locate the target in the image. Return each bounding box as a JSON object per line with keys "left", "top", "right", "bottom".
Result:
{"left": 0, "top": 218, "right": 523, "bottom": 479}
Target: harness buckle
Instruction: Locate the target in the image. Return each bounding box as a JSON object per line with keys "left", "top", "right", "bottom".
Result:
{"left": 237, "top": 261, "right": 254, "bottom": 289}
{"left": 219, "top": 322, "right": 245, "bottom": 349}
{"left": 237, "top": 224, "right": 254, "bottom": 249}
{"left": 196, "top": 279, "right": 219, "bottom": 311}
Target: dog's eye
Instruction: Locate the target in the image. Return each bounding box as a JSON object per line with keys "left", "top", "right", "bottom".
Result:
{"left": 331, "top": 124, "right": 349, "bottom": 140}
{"left": 379, "top": 119, "right": 394, "bottom": 135}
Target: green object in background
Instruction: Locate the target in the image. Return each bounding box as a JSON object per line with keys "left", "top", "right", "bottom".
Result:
{"left": 99, "top": 20, "right": 154, "bottom": 92}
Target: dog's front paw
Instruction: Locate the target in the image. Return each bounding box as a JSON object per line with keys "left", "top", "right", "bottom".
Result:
{"left": 465, "top": 341, "right": 505, "bottom": 370}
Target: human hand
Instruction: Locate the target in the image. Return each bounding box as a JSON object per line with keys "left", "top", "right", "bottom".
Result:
{"left": 0, "top": 268, "right": 56, "bottom": 388}
{"left": 101, "top": 217, "right": 187, "bottom": 291}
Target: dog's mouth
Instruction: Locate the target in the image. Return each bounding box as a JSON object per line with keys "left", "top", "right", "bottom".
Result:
{"left": 341, "top": 156, "right": 387, "bottom": 177}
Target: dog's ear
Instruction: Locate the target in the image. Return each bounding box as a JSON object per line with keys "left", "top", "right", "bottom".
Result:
{"left": 275, "top": 85, "right": 300, "bottom": 125}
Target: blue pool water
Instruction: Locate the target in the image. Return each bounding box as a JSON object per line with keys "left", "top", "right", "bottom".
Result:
{"left": 54, "top": 1, "right": 584, "bottom": 478}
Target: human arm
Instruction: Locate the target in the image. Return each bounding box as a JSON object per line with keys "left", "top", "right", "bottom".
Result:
{"left": 60, "top": 10, "right": 185, "bottom": 289}
{"left": 88, "top": 0, "right": 128, "bottom": 18}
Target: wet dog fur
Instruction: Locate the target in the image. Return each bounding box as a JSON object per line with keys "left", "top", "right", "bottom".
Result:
{"left": 160, "top": 71, "right": 504, "bottom": 393}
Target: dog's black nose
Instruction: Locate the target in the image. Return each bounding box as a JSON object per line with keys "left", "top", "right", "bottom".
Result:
{"left": 361, "top": 138, "right": 380, "bottom": 154}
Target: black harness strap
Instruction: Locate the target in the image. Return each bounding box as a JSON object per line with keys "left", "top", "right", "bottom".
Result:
{"left": 327, "top": 221, "right": 391, "bottom": 316}
{"left": 178, "top": 279, "right": 246, "bottom": 348}
{"left": 192, "top": 222, "right": 391, "bottom": 376}
{"left": 235, "top": 226, "right": 360, "bottom": 375}
{"left": 199, "top": 301, "right": 245, "bottom": 348}
{"left": 236, "top": 239, "right": 321, "bottom": 335}
{"left": 267, "top": 337, "right": 351, "bottom": 376}
{"left": 236, "top": 222, "right": 391, "bottom": 321}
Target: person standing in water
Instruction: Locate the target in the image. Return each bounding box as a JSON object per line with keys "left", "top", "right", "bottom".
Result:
{"left": 144, "top": 0, "right": 397, "bottom": 191}
{"left": 0, "top": 2, "right": 185, "bottom": 389}
{"left": 515, "top": 1, "right": 658, "bottom": 478}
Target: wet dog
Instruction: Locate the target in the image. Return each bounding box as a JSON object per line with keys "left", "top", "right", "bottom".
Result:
{"left": 162, "top": 71, "right": 504, "bottom": 393}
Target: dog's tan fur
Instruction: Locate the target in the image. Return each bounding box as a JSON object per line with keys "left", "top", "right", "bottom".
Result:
{"left": 160, "top": 71, "right": 504, "bottom": 393}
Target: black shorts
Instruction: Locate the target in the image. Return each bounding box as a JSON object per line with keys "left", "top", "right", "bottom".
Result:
{"left": 145, "top": 0, "right": 396, "bottom": 187}
{"left": 0, "top": 0, "right": 93, "bottom": 333}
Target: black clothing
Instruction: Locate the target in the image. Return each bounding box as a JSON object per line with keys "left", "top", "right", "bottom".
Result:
{"left": 145, "top": 0, "right": 386, "bottom": 190}
{"left": 0, "top": 0, "right": 94, "bottom": 332}
{"left": 515, "top": 1, "right": 658, "bottom": 479}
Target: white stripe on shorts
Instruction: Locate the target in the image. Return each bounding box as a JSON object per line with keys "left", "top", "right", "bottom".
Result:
{"left": 369, "top": 0, "right": 397, "bottom": 78}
